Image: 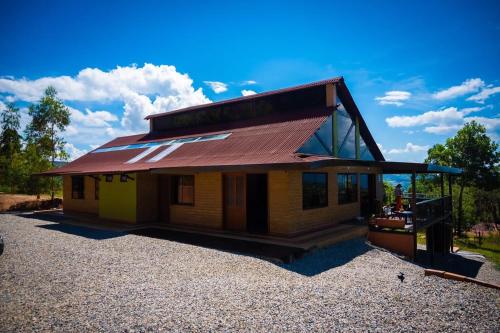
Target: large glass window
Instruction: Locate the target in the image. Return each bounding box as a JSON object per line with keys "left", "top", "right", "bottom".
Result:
{"left": 297, "top": 116, "right": 333, "bottom": 156}
{"left": 337, "top": 173, "right": 358, "bottom": 204}
{"left": 71, "top": 176, "right": 84, "bottom": 199}
{"left": 302, "top": 173, "right": 328, "bottom": 209}
{"left": 359, "top": 136, "right": 375, "bottom": 161}
{"left": 171, "top": 175, "right": 194, "bottom": 205}
{"left": 337, "top": 107, "right": 356, "bottom": 159}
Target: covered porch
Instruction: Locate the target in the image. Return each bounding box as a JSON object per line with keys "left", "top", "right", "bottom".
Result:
{"left": 361, "top": 161, "right": 461, "bottom": 261}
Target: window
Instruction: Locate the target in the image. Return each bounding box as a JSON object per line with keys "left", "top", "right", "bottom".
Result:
{"left": 94, "top": 178, "right": 100, "bottom": 200}
{"left": 105, "top": 174, "right": 113, "bottom": 182}
{"left": 172, "top": 175, "right": 194, "bottom": 205}
{"left": 302, "top": 173, "right": 328, "bottom": 209}
{"left": 71, "top": 176, "right": 84, "bottom": 200}
{"left": 337, "top": 173, "right": 358, "bottom": 204}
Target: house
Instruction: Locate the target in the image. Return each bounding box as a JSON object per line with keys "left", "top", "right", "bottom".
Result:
{"left": 44, "top": 77, "right": 459, "bottom": 248}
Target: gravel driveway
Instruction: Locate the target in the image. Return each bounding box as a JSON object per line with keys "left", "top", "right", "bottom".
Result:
{"left": 1, "top": 213, "right": 499, "bottom": 332}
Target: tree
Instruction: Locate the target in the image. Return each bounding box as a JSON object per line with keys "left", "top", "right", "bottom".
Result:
{"left": 425, "top": 121, "right": 499, "bottom": 235}
{"left": 0, "top": 102, "right": 22, "bottom": 192}
{"left": 25, "top": 86, "right": 70, "bottom": 199}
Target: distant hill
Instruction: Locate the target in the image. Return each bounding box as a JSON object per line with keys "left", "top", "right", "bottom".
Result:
{"left": 383, "top": 174, "right": 411, "bottom": 190}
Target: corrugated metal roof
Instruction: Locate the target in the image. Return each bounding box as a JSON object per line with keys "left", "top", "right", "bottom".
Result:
{"left": 44, "top": 107, "right": 331, "bottom": 175}
{"left": 145, "top": 77, "right": 343, "bottom": 120}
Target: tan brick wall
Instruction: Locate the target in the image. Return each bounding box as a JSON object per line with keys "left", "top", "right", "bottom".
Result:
{"left": 269, "top": 166, "right": 382, "bottom": 235}
{"left": 268, "top": 170, "right": 291, "bottom": 234}
{"left": 63, "top": 175, "right": 99, "bottom": 215}
{"left": 170, "top": 172, "right": 223, "bottom": 229}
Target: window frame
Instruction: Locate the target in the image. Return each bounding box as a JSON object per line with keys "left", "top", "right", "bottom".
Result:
{"left": 337, "top": 173, "right": 358, "bottom": 205}
{"left": 171, "top": 175, "right": 195, "bottom": 206}
{"left": 71, "top": 176, "right": 85, "bottom": 200}
{"left": 302, "top": 172, "right": 328, "bottom": 210}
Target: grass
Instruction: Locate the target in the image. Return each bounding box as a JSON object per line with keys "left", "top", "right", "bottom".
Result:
{"left": 418, "top": 231, "right": 500, "bottom": 270}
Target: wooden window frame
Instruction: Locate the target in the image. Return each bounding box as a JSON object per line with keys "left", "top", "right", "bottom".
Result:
{"left": 71, "top": 176, "right": 85, "bottom": 200}
{"left": 171, "top": 175, "right": 195, "bottom": 206}
{"left": 94, "top": 177, "right": 100, "bottom": 200}
{"left": 337, "top": 173, "right": 358, "bottom": 205}
{"left": 302, "top": 172, "right": 328, "bottom": 210}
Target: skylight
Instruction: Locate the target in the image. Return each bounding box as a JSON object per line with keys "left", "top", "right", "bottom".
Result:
{"left": 92, "top": 133, "right": 231, "bottom": 154}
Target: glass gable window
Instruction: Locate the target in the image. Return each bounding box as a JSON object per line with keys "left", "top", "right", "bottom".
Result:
{"left": 297, "top": 116, "right": 333, "bottom": 156}
{"left": 359, "top": 136, "right": 375, "bottom": 161}
{"left": 337, "top": 108, "right": 356, "bottom": 159}
{"left": 302, "top": 172, "right": 328, "bottom": 209}
{"left": 337, "top": 173, "right": 358, "bottom": 204}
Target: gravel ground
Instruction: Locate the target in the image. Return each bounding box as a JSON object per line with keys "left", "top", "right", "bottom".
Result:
{"left": 1, "top": 214, "right": 499, "bottom": 332}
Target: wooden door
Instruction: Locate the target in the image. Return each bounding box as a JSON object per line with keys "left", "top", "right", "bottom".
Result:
{"left": 158, "top": 175, "right": 170, "bottom": 223}
{"left": 223, "top": 173, "right": 246, "bottom": 230}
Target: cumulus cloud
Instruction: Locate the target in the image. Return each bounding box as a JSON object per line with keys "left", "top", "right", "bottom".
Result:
{"left": 388, "top": 143, "right": 429, "bottom": 154}
{"left": 0, "top": 63, "right": 211, "bottom": 131}
{"left": 203, "top": 81, "right": 228, "bottom": 94}
{"left": 69, "top": 107, "right": 118, "bottom": 128}
{"left": 241, "top": 89, "right": 257, "bottom": 96}
{"left": 432, "top": 78, "right": 484, "bottom": 100}
{"left": 385, "top": 107, "right": 482, "bottom": 128}
{"left": 466, "top": 86, "right": 500, "bottom": 104}
{"left": 64, "top": 143, "right": 88, "bottom": 161}
{"left": 374, "top": 91, "right": 411, "bottom": 106}
{"left": 242, "top": 80, "right": 257, "bottom": 85}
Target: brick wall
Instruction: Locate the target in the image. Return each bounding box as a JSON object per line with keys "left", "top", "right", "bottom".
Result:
{"left": 63, "top": 175, "right": 99, "bottom": 215}
{"left": 170, "top": 172, "right": 223, "bottom": 229}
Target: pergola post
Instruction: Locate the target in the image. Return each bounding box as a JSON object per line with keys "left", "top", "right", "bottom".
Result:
{"left": 448, "top": 174, "right": 453, "bottom": 253}
{"left": 411, "top": 172, "right": 417, "bottom": 261}
{"left": 440, "top": 173, "right": 445, "bottom": 254}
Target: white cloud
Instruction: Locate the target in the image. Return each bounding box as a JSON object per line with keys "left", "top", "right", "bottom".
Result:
{"left": 465, "top": 116, "right": 500, "bottom": 131}
{"left": 385, "top": 107, "right": 482, "bottom": 128}
{"left": 375, "top": 91, "right": 411, "bottom": 106}
{"left": 0, "top": 63, "right": 211, "bottom": 131}
{"left": 388, "top": 143, "right": 429, "bottom": 154}
{"left": 241, "top": 89, "right": 257, "bottom": 96}
{"left": 376, "top": 143, "right": 387, "bottom": 154}
{"left": 242, "top": 80, "right": 257, "bottom": 85}
{"left": 69, "top": 107, "right": 118, "bottom": 128}
{"left": 423, "top": 124, "right": 462, "bottom": 134}
{"left": 203, "top": 81, "right": 228, "bottom": 94}
{"left": 64, "top": 143, "right": 88, "bottom": 161}
{"left": 466, "top": 86, "right": 500, "bottom": 104}
{"left": 432, "top": 78, "right": 484, "bottom": 100}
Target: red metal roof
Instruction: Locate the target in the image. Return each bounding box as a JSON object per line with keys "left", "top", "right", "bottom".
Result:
{"left": 44, "top": 107, "right": 331, "bottom": 175}
{"left": 145, "top": 77, "right": 343, "bottom": 119}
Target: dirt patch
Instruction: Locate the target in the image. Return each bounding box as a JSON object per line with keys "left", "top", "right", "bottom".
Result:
{"left": 0, "top": 194, "right": 61, "bottom": 212}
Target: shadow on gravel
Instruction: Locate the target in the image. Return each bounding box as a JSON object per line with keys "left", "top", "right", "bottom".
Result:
{"left": 415, "top": 249, "right": 484, "bottom": 278}
{"left": 131, "top": 228, "right": 306, "bottom": 262}
{"left": 37, "top": 223, "right": 126, "bottom": 240}
{"left": 281, "top": 238, "right": 371, "bottom": 276}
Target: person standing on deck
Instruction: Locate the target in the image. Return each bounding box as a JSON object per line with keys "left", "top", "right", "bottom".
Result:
{"left": 394, "top": 184, "right": 403, "bottom": 211}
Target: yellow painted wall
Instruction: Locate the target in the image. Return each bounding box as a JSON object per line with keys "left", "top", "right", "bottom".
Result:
{"left": 62, "top": 175, "right": 99, "bottom": 215}
{"left": 169, "top": 172, "right": 223, "bottom": 229}
{"left": 99, "top": 173, "right": 137, "bottom": 223}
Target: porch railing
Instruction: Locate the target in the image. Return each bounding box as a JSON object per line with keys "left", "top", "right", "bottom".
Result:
{"left": 414, "top": 196, "right": 451, "bottom": 229}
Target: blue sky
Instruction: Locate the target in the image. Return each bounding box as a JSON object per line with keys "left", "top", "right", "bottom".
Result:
{"left": 0, "top": 0, "right": 499, "bottom": 161}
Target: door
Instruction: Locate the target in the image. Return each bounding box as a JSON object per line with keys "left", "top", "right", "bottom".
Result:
{"left": 246, "top": 174, "right": 268, "bottom": 234}
{"left": 360, "top": 174, "right": 376, "bottom": 217}
{"left": 223, "top": 173, "right": 246, "bottom": 230}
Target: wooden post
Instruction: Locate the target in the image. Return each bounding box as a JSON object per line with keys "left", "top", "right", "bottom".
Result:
{"left": 411, "top": 172, "right": 417, "bottom": 261}
{"left": 326, "top": 83, "right": 338, "bottom": 157}
{"left": 355, "top": 117, "right": 360, "bottom": 159}
{"left": 448, "top": 174, "right": 453, "bottom": 253}
{"left": 440, "top": 173, "right": 445, "bottom": 254}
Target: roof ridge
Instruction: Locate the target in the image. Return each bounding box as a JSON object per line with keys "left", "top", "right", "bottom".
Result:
{"left": 145, "top": 76, "right": 343, "bottom": 120}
